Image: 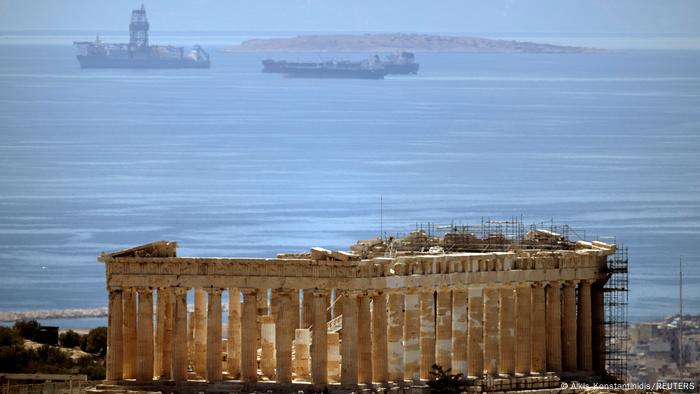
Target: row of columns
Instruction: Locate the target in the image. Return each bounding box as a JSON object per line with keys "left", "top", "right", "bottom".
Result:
{"left": 106, "top": 280, "right": 604, "bottom": 385}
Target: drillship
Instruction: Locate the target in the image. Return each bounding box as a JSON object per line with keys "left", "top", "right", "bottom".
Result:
{"left": 73, "top": 5, "right": 210, "bottom": 69}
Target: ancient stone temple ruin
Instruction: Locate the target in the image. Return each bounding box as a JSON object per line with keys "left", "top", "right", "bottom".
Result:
{"left": 98, "top": 222, "right": 625, "bottom": 393}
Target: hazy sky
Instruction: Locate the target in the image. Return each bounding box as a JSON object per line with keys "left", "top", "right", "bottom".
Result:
{"left": 1, "top": 0, "right": 699, "bottom": 35}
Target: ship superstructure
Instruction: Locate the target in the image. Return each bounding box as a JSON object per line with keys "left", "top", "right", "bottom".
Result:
{"left": 73, "top": 5, "right": 210, "bottom": 69}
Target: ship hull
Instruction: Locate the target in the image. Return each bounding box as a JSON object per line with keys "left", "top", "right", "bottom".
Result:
{"left": 383, "top": 63, "right": 420, "bottom": 74}
{"left": 283, "top": 69, "right": 386, "bottom": 79}
{"left": 76, "top": 55, "right": 210, "bottom": 69}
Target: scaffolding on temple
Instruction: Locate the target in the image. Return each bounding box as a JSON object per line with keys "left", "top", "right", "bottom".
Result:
{"left": 603, "top": 245, "right": 629, "bottom": 382}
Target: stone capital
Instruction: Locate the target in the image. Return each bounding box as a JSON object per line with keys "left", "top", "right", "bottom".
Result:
{"left": 312, "top": 289, "right": 328, "bottom": 297}
{"left": 240, "top": 288, "right": 258, "bottom": 296}
{"left": 173, "top": 287, "right": 189, "bottom": 296}
{"left": 206, "top": 287, "right": 224, "bottom": 295}
{"left": 108, "top": 286, "right": 123, "bottom": 293}
{"left": 564, "top": 280, "right": 580, "bottom": 287}
{"left": 136, "top": 287, "right": 152, "bottom": 295}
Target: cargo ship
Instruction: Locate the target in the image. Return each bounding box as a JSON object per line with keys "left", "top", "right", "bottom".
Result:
{"left": 381, "top": 52, "right": 419, "bottom": 74}
{"left": 73, "top": 5, "right": 210, "bottom": 69}
{"left": 262, "top": 58, "right": 387, "bottom": 79}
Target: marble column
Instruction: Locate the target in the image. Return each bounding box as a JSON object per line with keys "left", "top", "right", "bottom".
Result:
{"left": 312, "top": 290, "right": 328, "bottom": 385}
{"left": 451, "top": 289, "right": 468, "bottom": 375}
{"left": 357, "top": 294, "right": 372, "bottom": 384}
{"left": 531, "top": 283, "right": 546, "bottom": 374}
{"left": 514, "top": 283, "right": 531, "bottom": 375}
{"left": 332, "top": 289, "right": 343, "bottom": 319}
{"left": 227, "top": 288, "right": 241, "bottom": 379}
{"left": 483, "top": 286, "right": 499, "bottom": 376}
{"left": 498, "top": 285, "right": 515, "bottom": 376}
{"left": 161, "top": 288, "right": 173, "bottom": 379}
{"left": 387, "top": 292, "right": 404, "bottom": 382}
{"left": 546, "top": 282, "right": 562, "bottom": 373}
{"left": 419, "top": 290, "right": 436, "bottom": 380}
{"left": 340, "top": 292, "right": 358, "bottom": 386}
{"left": 328, "top": 332, "right": 341, "bottom": 383}
{"left": 154, "top": 290, "right": 164, "bottom": 379}
{"left": 302, "top": 289, "right": 313, "bottom": 328}
{"left": 275, "top": 290, "right": 293, "bottom": 384}
{"left": 435, "top": 289, "right": 452, "bottom": 370}
{"left": 136, "top": 287, "right": 154, "bottom": 382}
{"left": 371, "top": 291, "right": 388, "bottom": 383}
{"left": 295, "top": 329, "right": 311, "bottom": 380}
{"left": 241, "top": 288, "right": 258, "bottom": 382}
{"left": 577, "top": 280, "right": 593, "bottom": 371}
{"left": 106, "top": 288, "right": 123, "bottom": 381}
{"left": 592, "top": 282, "right": 605, "bottom": 372}
{"left": 467, "top": 286, "right": 484, "bottom": 378}
{"left": 403, "top": 291, "right": 420, "bottom": 381}
{"left": 562, "top": 281, "right": 578, "bottom": 371}
{"left": 206, "top": 288, "right": 223, "bottom": 382}
{"left": 122, "top": 287, "right": 137, "bottom": 379}
{"left": 194, "top": 288, "right": 207, "bottom": 377}
{"left": 187, "top": 311, "right": 194, "bottom": 371}
{"left": 171, "top": 287, "right": 188, "bottom": 382}
{"left": 261, "top": 315, "right": 276, "bottom": 379}
{"left": 291, "top": 289, "right": 300, "bottom": 330}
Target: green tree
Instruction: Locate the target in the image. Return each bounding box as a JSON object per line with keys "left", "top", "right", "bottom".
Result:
{"left": 427, "top": 364, "right": 467, "bottom": 394}
{"left": 83, "top": 327, "right": 107, "bottom": 356}
{"left": 59, "top": 330, "right": 82, "bottom": 348}
{"left": 12, "top": 319, "right": 40, "bottom": 340}
{"left": 0, "top": 326, "right": 22, "bottom": 346}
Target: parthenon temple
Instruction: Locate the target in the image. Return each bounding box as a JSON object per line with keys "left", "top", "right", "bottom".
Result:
{"left": 98, "top": 222, "right": 626, "bottom": 393}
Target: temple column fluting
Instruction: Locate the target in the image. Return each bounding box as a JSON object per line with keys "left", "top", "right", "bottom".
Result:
{"left": 241, "top": 288, "right": 258, "bottom": 382}
{"left": 562, "top": 280, "right": 578, "bottom": 371}
{"left": 578, "top": 280, "right": 593, "bottom": 371}
{"left": 371, "top": 291, "right": 388, "bottom": 383}
{"left": 275, "top": 290, "right": 293, "bottom": 384}
{"left": 136, "top": 287, "right": 154, "bottom": 382}
{"left": 419, "top": 290, "right": 436, "bottom": 380}
{"left": 436, "top": 289, "right": 452, "bottom": 370}
{"left": 311, "top": 290, "right": 328, "bottom": 385}
{"left": 467, "top": 286, "right": 484, "bottom": 378}
{"left": 106, "top": 287, "right": 123, "bottom": 381}
{"left": 387, "top": 291, "right": 404, "bottom": 382}
{"left": 340, "top": 291, "right": 358, "bottom": 386}
{"left": 514, "top": 283, "right": 531, "bottom": 375}
{"left": 227, "top": 288, "right": 241, "bottom": 379}
{"left": 358, "top": 293, "right": 372, "bottom": 384}
{"left": 122, "top": 287, "right": 137, "bottom": 379}
{"left": 546, "top": 281, "right": 562, "bottom": 373}
{"left": 194, "top": 288, "right": 207, "bottom": 377}
{"left": 302, "top": 289, "right": 313, "bottom": 328}
{"left": 171, "top": 287, "right": 188, "bottom": 382}
{"left": 531, "top": 282, "right": 546, "bottom": 374}
{"left": 483, "top": 285, "right": 499, "bottom": 376}
{"left": 154, "top": 290, "right": 164, "bottom": 379}
{"left": 498, "top": 285, "right": 515, "bottom": 376}
{"left": 261, "top": 315, "right": 276, "bottom": 378}
{"left": 206, "top": 288, "right": 223, "bottom": 382}
{"left": 161, "top": 289, "right": 173, "bottom": 379}
{"left": 451, "top": 288, "right": 467, "bottom": 375}
{"left": 403, "top": 290, "right": 420, "bottom": 382}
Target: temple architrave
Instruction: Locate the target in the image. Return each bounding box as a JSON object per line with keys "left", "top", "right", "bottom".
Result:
{"left": 98, "top": 226, "right": 619, "bottom": 393}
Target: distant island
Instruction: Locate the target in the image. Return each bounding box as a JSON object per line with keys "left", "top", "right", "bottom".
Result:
{"left": 225, "top": 33, "right": 600, "bottom": 53}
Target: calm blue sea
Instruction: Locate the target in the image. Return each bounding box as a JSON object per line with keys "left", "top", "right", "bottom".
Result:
{"left": 1, "top": 35, "right": 699, "bottom": 328}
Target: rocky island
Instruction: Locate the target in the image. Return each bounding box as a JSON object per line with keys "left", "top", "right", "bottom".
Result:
{"left": 225, "top": 33, "right": 599, "bottom": 53}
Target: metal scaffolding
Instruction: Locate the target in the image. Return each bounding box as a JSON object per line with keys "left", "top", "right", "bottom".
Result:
{"left": 603, "top": 245, "right": 629, "bottom": 382}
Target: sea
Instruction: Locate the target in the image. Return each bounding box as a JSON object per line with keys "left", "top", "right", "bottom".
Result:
{"left": 0, "top": 31, "right": 699, "bottom": 329}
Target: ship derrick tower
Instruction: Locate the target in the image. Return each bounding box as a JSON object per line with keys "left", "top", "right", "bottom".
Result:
{"left": 129, "top": 4, "right": 149, "bottom": 50}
